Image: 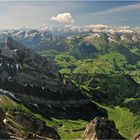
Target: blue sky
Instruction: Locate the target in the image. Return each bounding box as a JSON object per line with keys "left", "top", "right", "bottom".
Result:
{"left": 0, "top": 1, "right": 140, "bottom": 29}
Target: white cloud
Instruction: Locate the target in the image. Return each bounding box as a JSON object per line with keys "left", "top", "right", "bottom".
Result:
{"left": 50, "top": 13, "right": 75, "bottom": 23}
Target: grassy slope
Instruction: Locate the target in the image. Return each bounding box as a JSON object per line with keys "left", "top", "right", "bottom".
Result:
{"left": 94, "top": 101, "right": 140, "bottom": 139}
{"left": 34, "top": 114, "right": 87, "bottom": 139}
{"left": 52, "top": 119, "right": 86, "bottom": 139}
{"left": 0, "top": 95, "right": 17, "bottom": 109}
{"left": 124, "top": 97, "right": 140, "bottom": 103}
{"left": 0, "top": 95, "right": 87, "bottom": 139}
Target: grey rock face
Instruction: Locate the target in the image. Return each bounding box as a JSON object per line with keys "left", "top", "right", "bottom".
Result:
{"left": 7, "top": 111, "right": 60, "bottom": 139}
{"left": 0, "top": 108, "right": 10, "bottom": 139}
{"left": 84, "top": 117, "right": 124, "bottom": 140}
{"left": 0, "top": 37, "right": 62, "bottom": 92}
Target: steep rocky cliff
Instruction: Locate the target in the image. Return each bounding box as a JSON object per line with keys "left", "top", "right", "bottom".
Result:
{"left": 0, "top": 106, "right": 60, "bottom": 139}
{"left": 0, "top": 37, "right": 62, "bottom": 92}
{"left": 0, "top": 38, "right": 107, "bottom": 121}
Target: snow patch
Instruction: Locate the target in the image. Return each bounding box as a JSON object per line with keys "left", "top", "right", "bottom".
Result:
{"left": 0, "top": 88, "right": 21, "bottom": 101}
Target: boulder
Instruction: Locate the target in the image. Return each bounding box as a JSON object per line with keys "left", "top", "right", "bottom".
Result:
{"left": 132, "top": 132, "right": 140, "bottom": 140}
{"left": 83, "top": 116, "right": 124, "bottom": 140}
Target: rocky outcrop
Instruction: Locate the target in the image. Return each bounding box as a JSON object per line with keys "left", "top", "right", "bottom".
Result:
{"left": 132, "top": 132, "right": 140, "bottom": 140}
{"left": 6, "top": 111, "right": 60, "bottom": 139}
{"left": 83, "top": 117, "right": 124, "bottom": 140}
{"left": 0, "top": 96, "right": 60, "bottom": 140}
{"left": 0, "top": 108, "right": 10, "bottom": 139}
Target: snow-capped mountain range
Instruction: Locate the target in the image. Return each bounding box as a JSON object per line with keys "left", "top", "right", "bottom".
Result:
{"left": 0, "top": 24, "right": 139, "bottom": 50}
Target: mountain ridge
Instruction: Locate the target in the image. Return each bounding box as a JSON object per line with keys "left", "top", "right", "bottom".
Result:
{"left": 0, "top": 38, "right": 107, "bottom": 121}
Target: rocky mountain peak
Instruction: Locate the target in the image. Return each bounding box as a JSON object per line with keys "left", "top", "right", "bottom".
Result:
{"left": 0, "top": 38, "right": 62, "bottom": 92}
{"left": 0, "top": 37, "right": 34, "bottom": 61}
{"left": 6, "top": 37, "right": 20, "bottom": 50}
{"left": 84, "top": 117, "right": 124, "bottom": 140}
